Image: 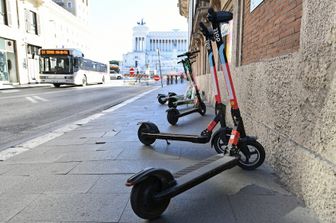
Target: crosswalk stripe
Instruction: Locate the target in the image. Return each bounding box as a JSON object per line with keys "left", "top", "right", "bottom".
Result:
{"left": 26, "top": 96, "right": 38, "bottom": 103}
{"left": 33, "top": 96, "right": 48, "bottom": 102}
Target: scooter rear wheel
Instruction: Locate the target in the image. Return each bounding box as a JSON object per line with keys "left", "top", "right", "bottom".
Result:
{"left": 130, "top": 177, "right": 170, "bottom": 220}
{"left": 198, "top": 102, "right": 206, "bottom": 116}
{"left": 138, "top": 124, "right": 159, "bottom": 146}
{"left": 167, "top": 109, "right": 179, "bottom": 125}
{"left": 158, "top": 95, "right": 167, "bottom": 105}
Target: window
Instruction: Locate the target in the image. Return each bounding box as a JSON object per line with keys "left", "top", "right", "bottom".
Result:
{"left": 0, "top": 0, "right": 8, "bottom": 25}
{"left": 25, "top": 10, "right": 38, "bottom": 35}
{"left": 67, "top": 1, "right": 72, "bottom": 8}
{"left": 27, "top": 44, "right": 40, "bottom": 56}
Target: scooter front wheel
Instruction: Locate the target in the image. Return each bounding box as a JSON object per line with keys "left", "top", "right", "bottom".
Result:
{"left": 130, "top": 177, "right": 170, "bottom": 220}
{"left": 212, "top": 129, "right": 231, "bottom": 154}
{"left": 237, "top": 140, "right": 265, "bottom": 170}
{"left": 167, "top": 109, "right": 179, "bottom": 125}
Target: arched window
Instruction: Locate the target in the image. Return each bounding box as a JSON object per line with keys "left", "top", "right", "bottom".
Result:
{"left": 67, "top": 1, "right": 72, "bottom": 8}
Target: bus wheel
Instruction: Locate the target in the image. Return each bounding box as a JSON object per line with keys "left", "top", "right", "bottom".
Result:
{"left": 82, "top": 76, "right": 87, "bottom": 87}
{"left": 53, "top": 83, "right": 61, "bottom": 88}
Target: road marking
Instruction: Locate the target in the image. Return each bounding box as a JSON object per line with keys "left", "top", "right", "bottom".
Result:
{"left": 25, "top": 96, "right": 48, "bottom": 103}
{"left": 33, "top": 96, "right": 49, "bottom": 102}
{"left": 26, "top": 96, "right": 38, "bottom": 103}
{"left": 0, "top": 87, "right": 159, "bottom": 161}
{"left": 0, "top": 90, "right": 20, "bottom": 93}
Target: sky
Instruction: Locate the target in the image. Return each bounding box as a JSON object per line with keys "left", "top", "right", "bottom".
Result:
{"left": 88, "top": 0, "right": 188, "bottom": 62}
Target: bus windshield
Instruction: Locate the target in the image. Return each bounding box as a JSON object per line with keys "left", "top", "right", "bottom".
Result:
{"left": 40, "top": 56, "right": 73, "bottom": 74}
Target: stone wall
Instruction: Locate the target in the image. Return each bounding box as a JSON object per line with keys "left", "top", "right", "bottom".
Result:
{"left": 195, "top": 0, "right": 336, "bottom": 221}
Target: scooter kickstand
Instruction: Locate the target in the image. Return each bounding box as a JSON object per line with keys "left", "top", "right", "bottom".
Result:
{"left": 166, "top": 139, "right": 171, "bottom": 145}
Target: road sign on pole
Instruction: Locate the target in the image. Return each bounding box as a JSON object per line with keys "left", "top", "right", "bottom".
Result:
{"left": 153, "top": 75, "right": 160, "bottom": 81}
{"left": 130, "top": 67, "right": 135, "bottom": 77}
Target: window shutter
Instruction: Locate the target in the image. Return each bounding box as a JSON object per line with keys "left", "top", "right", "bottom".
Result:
{"left": 36, "top": 13, "right": 41, "bottom": 35}
{"left": 5, "top": 0, "right": 11, "bottom": 26}
{"left": 24, "top": 8, "right": 29, "bottom": 32}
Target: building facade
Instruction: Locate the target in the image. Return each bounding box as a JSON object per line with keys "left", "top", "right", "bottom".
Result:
{"left": 0, "top": 0, "right": 91, "bottom": 86}
{"left": 178, "top": 0, "right": 336, "bottom": 222}
{"left": 122, "top": 21, "right": 188, "bottom": 75}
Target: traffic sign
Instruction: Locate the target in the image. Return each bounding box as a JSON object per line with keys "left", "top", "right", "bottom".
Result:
{"left": 153, "top": 75, "right": 160, "bottom": 81}
{"left": 130, "top": 67, "right": 135, "bottom": 75}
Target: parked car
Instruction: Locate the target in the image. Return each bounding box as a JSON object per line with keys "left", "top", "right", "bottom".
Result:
{"left": 110, "top": 71, "right": 123, "bottom": 80}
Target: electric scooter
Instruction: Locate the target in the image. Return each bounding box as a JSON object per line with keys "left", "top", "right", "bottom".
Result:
{"left": 126, "top": 8, "right": 266, "bottom": 220}
{"left": 166, "top": 53, "right": 207, "bottom": 125}
{"left": 137, "top": 24, "right": 230, "bottom": 147}
{"left": 166, "top": 52, "right": 202, "bottom": 108}
{"left": 157, "top": 57, "right": 195, "bottom": 106}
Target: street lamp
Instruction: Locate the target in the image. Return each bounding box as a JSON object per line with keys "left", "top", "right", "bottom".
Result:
{"left": 157, "top": 48, "right": 163, "bottom": 88}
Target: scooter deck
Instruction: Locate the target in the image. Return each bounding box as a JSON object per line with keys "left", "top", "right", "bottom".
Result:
{"left": 175, "top": 99, "right": 194, "bottom": 105}
{"left": 145, "top": 132, "right": 209, "bottom": 143}
{"left": 155, "top": 154, "right": 238, "bottom": 200}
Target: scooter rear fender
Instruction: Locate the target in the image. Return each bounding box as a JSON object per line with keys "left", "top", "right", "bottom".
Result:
{"left": 157, "top": 94, "right": 166, "bottom": 98}
{"left": 126, "top": 168, "right": 176, "bottom": 188}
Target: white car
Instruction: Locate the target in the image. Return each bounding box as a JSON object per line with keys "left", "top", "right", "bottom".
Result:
{"left": 110, "top": 71, "right": 123, "bottom": 80}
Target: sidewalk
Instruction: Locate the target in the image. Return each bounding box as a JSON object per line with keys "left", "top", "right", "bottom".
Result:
{"left": 0, "top": 84, "right": 320, "bottom": 223}
{"left": 0, "top": 83, "right": 52, "bottom": 90}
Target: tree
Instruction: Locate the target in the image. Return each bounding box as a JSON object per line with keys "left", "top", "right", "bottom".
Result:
{"left": 109, "top": 60, "right": 120, "bottom": 73}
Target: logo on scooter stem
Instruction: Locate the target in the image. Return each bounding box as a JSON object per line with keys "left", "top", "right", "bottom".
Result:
{"left": 213, "top": 28, "right": 221, "bottom": 42}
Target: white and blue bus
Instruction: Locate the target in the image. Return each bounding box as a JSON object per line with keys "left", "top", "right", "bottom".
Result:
{"left": 39, "top": 48, "right": 108, "bottom": 87}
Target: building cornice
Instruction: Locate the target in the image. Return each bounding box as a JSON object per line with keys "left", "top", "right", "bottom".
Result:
{"left": 23, "top": 0, "right": 45, "bottom": 7}
{"left": 178, "top": 0, "right": 189, "bottom": 17}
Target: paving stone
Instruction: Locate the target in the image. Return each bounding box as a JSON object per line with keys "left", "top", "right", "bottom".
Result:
{"left": 2, "top": 175, "right": 100, "bottom": 194}
{"left": 0, "top": 164, "right": 15, "bottom": 175}
{"left": 55, "top": 148, "right": 123, "bottom": 162}
{"left": 0, "top": 176, "right": 28, "bottom": 193}
{"left": 4, "top": 162, "right": 80, "bottom": 176}
{"left": 115, "top": 143, "right": 181, "bottom": 160}
{"left": 4, "top": 150, "right": 63, "bottom": 164}
{"left": 69, "top": 159, "right": 193, "bottom": 175}
{"left": 42, "top": 144, "right": 105, "bottom": 154}
{"left": 9, "top": 193, "right": 128, "bottom": 222}
{"left": 228, "top": 186, "right": 319, "bottom": 223}
{"left": 88, "top": 174, "right": 132, "bottom": 194}
{"left": 0, "top": 193, "right": 40, "bottom": 222}
{"left": 41, "top": 137, "right": 89, "bottom": 146}
{"left": 120, "top": 191, "right": 236, "bottom": 223}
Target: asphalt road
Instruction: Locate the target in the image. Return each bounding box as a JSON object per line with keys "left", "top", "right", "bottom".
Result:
{"left": 0, "top": 84, "right": 154, "bottom": 152}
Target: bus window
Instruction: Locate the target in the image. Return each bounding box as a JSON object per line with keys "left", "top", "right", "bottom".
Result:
{"left": 73, "top": 58, "right": 79, "bottom": 72}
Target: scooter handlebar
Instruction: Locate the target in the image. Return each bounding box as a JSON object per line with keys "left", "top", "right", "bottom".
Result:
{"left": 207, "top": 8, "right": 233, "bottom": 24}
{"left": 177, "top": 50, "right": 200, "bottom": 58}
